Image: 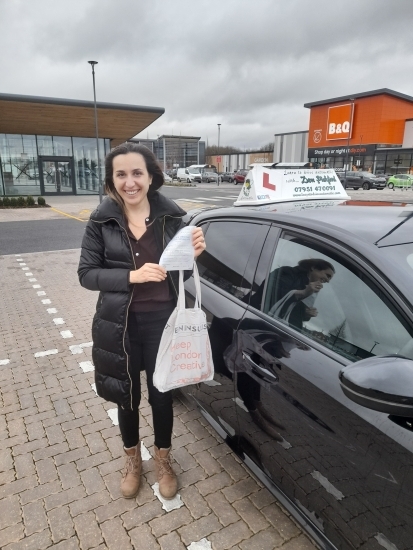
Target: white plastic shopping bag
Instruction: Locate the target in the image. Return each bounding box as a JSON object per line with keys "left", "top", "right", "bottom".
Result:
{"left": 153, "top": 263, "right": 214, "bottom": 392}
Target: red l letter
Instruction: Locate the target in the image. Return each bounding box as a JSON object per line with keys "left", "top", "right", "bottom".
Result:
{"left": 263, "top": 172, "right": 276, "bottom": 191}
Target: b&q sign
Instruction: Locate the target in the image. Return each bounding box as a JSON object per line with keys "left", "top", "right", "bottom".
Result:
{"left": 327, "top": 104, "right": 353, "bottom": 140}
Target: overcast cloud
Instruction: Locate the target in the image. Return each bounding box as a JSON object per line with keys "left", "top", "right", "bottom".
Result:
{"left": 1, "top": 0, "right": 413, "bottom": 148}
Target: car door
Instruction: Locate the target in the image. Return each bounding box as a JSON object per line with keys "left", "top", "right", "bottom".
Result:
{"left": 183, "top": 218, "right": 269, "bottom": 441}
{"left": 233, "top": 226, "right": 413, "bottom": 550}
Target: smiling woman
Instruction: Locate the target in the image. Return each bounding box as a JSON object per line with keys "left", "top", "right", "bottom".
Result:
{"left": 78, "top": 141, "right": 206, "bottom": 502}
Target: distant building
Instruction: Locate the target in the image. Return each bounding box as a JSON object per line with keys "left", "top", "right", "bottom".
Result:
{"left": 207, "top": 150, "right": 274, "bottom": 172}
{"left": 0, "top": 93, "right": 164, "bottom": 197}
{"left": 273, "top": 131, "right": 309, "bottom": 163}
{"left": 131, "top": 135, "right": 205, "bottom": 170}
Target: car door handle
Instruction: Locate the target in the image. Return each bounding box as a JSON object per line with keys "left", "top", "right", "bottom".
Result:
{"left": 242, "top": 352, "right": 279, "bottom": 383}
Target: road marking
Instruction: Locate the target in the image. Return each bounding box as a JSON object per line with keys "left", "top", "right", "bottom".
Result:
{"left": 29, "top": 278, "right": 37, "bottom": 282}
{"left": 107, "top": 408, "right": 119, "bottom": 425}
{"left": 69, "top": 342, "right": 92, "bottom": 354}
{"left": 22, "top": 267, "right": 29, "bottom": 270}
{"left": 91, "top": 383, "right": 98, "bottom": 395}
{"left": 37, "top": 291, "right": 46, "bottom": 296}
{"left": 195, "top": 197, "right": 224, "bottom": 201}
{"left": 41, "top": 299, "right": 52, "bottom": 304}
{"left": 374, "top": 533, "right": 399, "bottom": 550}
{"left": 25, "top": 273, "right": 33, "bottom": 276}
{"left": 60, "top": 330, "right": 73, "bottom": 339}
{"left": 79, "top": 361, "right": 94, "bottom": 373}
{"left": 34, "top": 349, "right": 58, "bottom": 358}
{"left": 152, "top": 482, "right": 183, "bottom": 512}
{"left": 374, "top": 471, "right": 398, "bottom": 484}
{"left": 19, "top": 263, "right": 27, "bottom": 266}
{"left": 141, "top": 442, "right": 151, "bottom": 461}
{"left": 47, "top": 308, "right": 57, "bottom": 314}
{"left": 50, "top": 207, "right": 86, "bottom": 222}
{"left": 176, "top": 199, "right": 206, "bottom": 203}
{"left": 53, "top": 318, "right": 65, "bottom": 325}
{"left": 33, "top": 284, "right": 41, "bottom": 289}
{"left": 232, "top": 397, "right": 248, "bottom": 412}
{"left": 203, "top": 379, "right": 221, "bottom": 387}
{"left": 187, "top": 540, "right": 212, "bottom": 550}
{"left": 310, "top": 471, "right": 344, "bottom": 500}
{"left": 0, "top": 359, "right": 10, "bottom": 366}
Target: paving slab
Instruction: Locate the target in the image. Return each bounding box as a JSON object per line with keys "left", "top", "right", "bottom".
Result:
{"left": 0, "top": 236, "right": 320, "bottom": 547}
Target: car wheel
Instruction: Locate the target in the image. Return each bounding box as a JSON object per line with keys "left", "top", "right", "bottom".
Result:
{"left": 387, "top": 182, "right": 394, "bottom": 189}
{"left": 187, "top": 178, "right": 191, "bottom": 183}
{"left": 234, "top": 181, "right": 238, "bottom": 185}
{"left": 362, "top": 182, "right": 370, "bottom": 190}
{"left": 353, "top": 187, "right": 359, "bottom": 190}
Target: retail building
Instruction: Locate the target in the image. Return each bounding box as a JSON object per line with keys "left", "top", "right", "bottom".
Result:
{"left": 0, "top": 93, "right": 164, "bottom": 197}
{"left": 130, "top": 135, "right": 205, "bottom": 171}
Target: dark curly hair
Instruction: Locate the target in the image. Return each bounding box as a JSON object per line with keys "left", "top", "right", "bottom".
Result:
{"left": 104, "top": 142, "right": 164, "bottom": 212}
{"left": 298, "top": 258, "right": 335, "bottom": 273}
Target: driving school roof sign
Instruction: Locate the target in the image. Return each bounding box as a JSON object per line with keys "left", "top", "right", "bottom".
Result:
{"left": 233, "top": 166, "right": 349, "bottom": 206}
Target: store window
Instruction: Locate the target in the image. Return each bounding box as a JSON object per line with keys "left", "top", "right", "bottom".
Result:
{"left": 0, "top": 134, "right": 39, "bottom": 196}
{"left": 262, "top": 234, "right": 413, "bottom": 362}
{"left": 72, "top": 137, "right": 104, "bottom": 194}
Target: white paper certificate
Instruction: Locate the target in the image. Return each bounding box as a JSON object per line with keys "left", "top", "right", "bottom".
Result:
{"left": 159, "top": 226, "right": 194, "bottom": 270}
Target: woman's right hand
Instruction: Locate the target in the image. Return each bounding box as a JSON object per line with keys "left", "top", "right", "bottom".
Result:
{"left": 300, "top": 281, "right": 323, "bottom": 298}
{"left": 129, "top": 263, "right": 167, "bottom": 284}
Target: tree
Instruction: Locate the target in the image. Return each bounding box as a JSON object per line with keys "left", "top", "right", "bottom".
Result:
{"left": 330, "top": 320, "right": 347, "bottom": 346}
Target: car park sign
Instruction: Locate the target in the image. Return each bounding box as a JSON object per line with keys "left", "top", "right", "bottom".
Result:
{"left": 233, "top": 165, "right": 349, "bottom": 206}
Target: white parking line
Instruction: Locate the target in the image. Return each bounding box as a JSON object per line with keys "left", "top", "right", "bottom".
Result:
{"left": 152, "top": 482, "right": 183, "bottom": 512}
{"left": 107, "top": 408, "right": 119, "bottom": 425}
{"left": 29, "top": 278, "right": 37, "bottom": 282}
{"left": 33, "top": 284, "right": 41, "bottom": 289}
{"left": 22, "top": 267, "right": 29, "bottom": 271}
{"left": 0, "top": 359, "right": 10, "bottom": 366}
{"left": 311, "top": 470, "right": 344, "bottom": 500}
{"left": 34, "top": 349, "right": 58, "bottom": 358}
{"left": 37, "top": 291, "right": 46, "bottom": 296}
{"left": 79, "top": 361, "right": 94, "bottom": 372}
{"left": 187, "top": 540, "right": 212, "bottom": 550}
{"left": 60, "top": 330, "right": 73, "bottom": 339}
{"left": 53, "top": 318, "right": 65, "bottom": 325}
{"left": 25, "top": 273, "right": 33, "bottom": 276}
{"left": 41, "top": 299, "right": 52, "bottom": 304}
{"left": 176, "top": 199, "right": 206, "bottom": 203}
{"left": 69, "top": 342, "right": 92, "bottom": 354}
{"left": 20, "top": 263, "right": 27, "bottom": 266}
{"left": 47, "top": 308, "right": 57, "bottom": 314}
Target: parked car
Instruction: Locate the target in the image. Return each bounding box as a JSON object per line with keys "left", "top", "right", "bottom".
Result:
{"left": 181, "top": 200, "right": 413, "bottom": 550}
{"left": 338, "top": 171, "right": 386, "bottom": 190}
{"left": 387, "top": 173, "right": 413, "bottom": 189}
{"left": 220, "top": 172, "right": 234, "bottom": 183}
{"left": 201, "top": 171, "right": 218, "bottom": 183}
{"left": 177, "top": 168, "right": 197, "bottom": 183}
{"left": 233, "top": 169, "right": 249, "bottom": 185}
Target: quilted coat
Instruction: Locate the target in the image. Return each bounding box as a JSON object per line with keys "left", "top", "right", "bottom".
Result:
{"left": 78, "top": 192, "right": 187, "bottom": 411}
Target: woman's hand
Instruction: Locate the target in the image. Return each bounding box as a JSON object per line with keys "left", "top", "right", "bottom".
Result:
{"left": 129, "top": 263, "right": 167, "bottom": 284}
{"left": 192, "top": 227, "right": 206, "bottom": 258}
{"left": 299, "top": 281, "right": 323, "bottom": 298}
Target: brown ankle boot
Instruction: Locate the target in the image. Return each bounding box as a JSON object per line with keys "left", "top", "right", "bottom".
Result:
{"left": 154, "top": 445, "right": 178, "bottom": 500}
{"left": 120, "top": 444, "right": 142, "bottom": 498}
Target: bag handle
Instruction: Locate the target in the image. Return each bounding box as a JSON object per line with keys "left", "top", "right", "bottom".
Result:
{"left": 178, "top": 262, "right": 202, "bottom": 310}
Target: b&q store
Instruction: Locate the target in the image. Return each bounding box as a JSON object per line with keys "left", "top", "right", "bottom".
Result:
{"left": 304, "top": 88, "right": 413, "bottom": 174}
{"left": 0, "top": 93, "right": 164, "bottom": 197}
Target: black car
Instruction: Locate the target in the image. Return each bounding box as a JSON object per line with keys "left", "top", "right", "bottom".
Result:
{"left": 181, "top": 201, "right": 413, "bottom": 550}
{"left": 339, "top": 171, "right": 386, "bottom": 190}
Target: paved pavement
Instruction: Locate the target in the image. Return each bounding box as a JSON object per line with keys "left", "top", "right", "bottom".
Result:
{"left": 0, "top": 195, "right": 318, "bottom": 549}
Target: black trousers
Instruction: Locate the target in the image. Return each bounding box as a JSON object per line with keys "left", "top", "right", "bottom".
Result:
{"left": 118, "top": 305, "right": 175, "bottom": 449}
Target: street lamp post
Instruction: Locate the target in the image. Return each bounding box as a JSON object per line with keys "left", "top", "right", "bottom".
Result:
{"left": 88, "top": 61, "right": 102, "bottom": 204}
{"left": 217, "top": 123, "right": 221, "bottom": 186}
{"left": 345, "top": 98, "right": 355, "bottom": 173}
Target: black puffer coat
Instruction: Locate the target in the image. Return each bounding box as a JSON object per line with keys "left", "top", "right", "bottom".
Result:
{"left": 78, "top": 192, "right": 187, "bottom": 411}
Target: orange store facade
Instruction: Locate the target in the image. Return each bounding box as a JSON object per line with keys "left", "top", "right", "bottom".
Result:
{"left": 305, "top": 88, "right": 413, "bottom": 174}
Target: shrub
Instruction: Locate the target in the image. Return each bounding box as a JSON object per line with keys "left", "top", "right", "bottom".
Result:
{"left": 10, "top": 197, "right": 18, "bottom": 207}
{"left": 37, "top": 196, "right": 46, "bottom": 206}
{"left": 17, "top": 196, "right": 26, "bottom": 207}
{"left": 3, "top": 197, "right": 10, "bottom": 206}
{"left": 27, "top": 196, "right": 35, "bottom": 206}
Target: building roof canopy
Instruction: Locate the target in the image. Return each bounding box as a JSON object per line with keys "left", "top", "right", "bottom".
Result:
{"left": 304, "top": 88, "right": 413, "bottom": 109}
{"left": 0, "top": 93, "right": 164, "bottom": 147}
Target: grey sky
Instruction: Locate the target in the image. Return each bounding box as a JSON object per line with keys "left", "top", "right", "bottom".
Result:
{"left": 1, "top": 0, "right": 413, "bottom": 148}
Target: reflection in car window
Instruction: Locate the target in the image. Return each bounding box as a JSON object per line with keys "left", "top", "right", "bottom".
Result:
{"left": 262, "top": 234, "right": 413, "bottom": 362}
{"left": 198, "top": 221, "right": 261, "bottom": 299}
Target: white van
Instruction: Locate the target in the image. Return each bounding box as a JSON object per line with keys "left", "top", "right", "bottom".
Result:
{"left": 177, "top": 168, "right": 197, "bottom": 183}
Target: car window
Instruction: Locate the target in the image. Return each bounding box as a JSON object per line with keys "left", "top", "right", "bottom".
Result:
{"left": 261, "top": 233, "right": 413, "bottom": 362}
{"left": 198, "top": 221, "right": 262, "bottom": 300}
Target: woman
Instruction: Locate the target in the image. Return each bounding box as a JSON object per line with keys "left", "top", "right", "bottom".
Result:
{"left": 78, "top": 142, "right": 205, "bottom": 500}
{"left": 268, "top": 258, "right": 335, "bottom": 329}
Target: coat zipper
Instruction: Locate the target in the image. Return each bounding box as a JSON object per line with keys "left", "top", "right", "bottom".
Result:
{"left": 92, "top": 218, "right": 136, "bottom": 410}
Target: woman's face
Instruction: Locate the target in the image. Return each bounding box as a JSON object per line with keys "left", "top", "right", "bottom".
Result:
{"left": 112, "top": 152, "right": 152, "bottom": 207}
{"left": 309, "top": 267, "right": 334, "bottom": 284}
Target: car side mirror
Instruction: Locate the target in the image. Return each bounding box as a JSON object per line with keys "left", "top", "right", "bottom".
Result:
{"left": 339, "top": 355, "right": 413, "bottom": 417}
